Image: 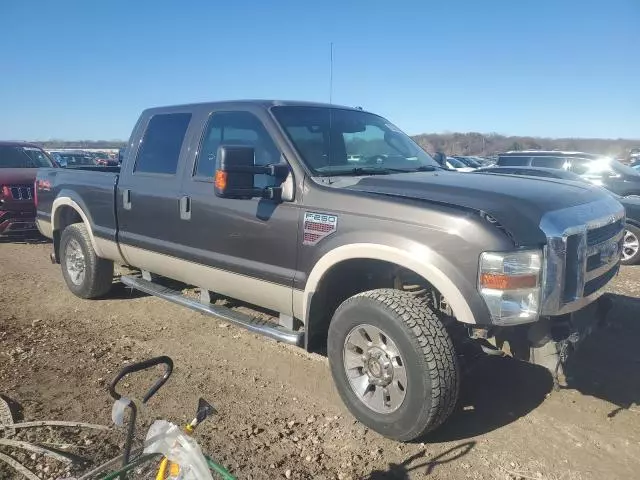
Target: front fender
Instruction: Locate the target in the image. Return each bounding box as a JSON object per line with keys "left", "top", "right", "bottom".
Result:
{"left": 303, "top": 242, "right": 488, "bottom": 326}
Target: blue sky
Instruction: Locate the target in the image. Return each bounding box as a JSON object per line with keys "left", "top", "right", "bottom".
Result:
{"left": 1, "top": 0, "right": 638, "bottom": 140}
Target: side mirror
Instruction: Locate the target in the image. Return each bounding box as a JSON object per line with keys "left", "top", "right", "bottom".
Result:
{"left": 214, "top": 145, "right": 290, "bottom": 200}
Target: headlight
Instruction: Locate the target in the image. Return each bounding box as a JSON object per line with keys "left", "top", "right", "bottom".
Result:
{"left": 478, "top": 249, "right": 543, "bottom": 325}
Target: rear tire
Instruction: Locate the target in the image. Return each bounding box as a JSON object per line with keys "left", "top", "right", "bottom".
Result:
{"left": 327, "top": 289, "right": 459, "bottom": 441}
{"left": 621, "top": 224, "right": 640, "bottom": 265}
{"left": 60, "top": 223, "right": 114, "bottom": 298}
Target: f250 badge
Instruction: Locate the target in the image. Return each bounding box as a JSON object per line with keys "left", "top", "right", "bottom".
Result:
{"left": 303, "top": 212, "right": 338, "bottom": 245}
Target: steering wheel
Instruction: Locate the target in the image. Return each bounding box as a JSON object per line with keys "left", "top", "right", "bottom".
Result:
{"left": 364, "top": 155, "right": 387, "bottom": 166}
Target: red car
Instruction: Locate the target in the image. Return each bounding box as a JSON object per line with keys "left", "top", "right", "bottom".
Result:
{"left": 0, "top": 141, "right": 56, "bottom": 238}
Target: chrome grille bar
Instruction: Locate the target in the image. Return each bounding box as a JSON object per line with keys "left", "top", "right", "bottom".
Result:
{"left": 9, "top": 185, "right": 33, "bottom": 201}
{"left": 539, "top": 196, "right": 625, "bottom": 316}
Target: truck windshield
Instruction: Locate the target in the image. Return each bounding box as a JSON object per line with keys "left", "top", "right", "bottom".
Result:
{"left": 271, "top": 106, "right": 439, "bottom": 176}
{"left": 0, "top": 146, "right": 54, "bottom": 168}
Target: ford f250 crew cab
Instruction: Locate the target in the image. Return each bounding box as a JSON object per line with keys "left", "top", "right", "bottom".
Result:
{"left": 35, "top": 101, "right": 624, "bottom": 441}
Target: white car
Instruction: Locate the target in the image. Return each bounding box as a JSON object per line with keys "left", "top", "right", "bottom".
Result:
{"left": 446, "top": 157, "right": 475, "bottom": 172}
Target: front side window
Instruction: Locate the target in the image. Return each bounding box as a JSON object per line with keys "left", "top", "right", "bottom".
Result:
{"left": 195, "top": 111, "right": 281, "bottom": 188}
{"left": 0, "top": 146, "right": 54, "bottom": 168}
{"left": 135, "top": 113, "right": 191, "bottom": 174}
{"left": 272, "top": 106, "right": 438, "bottom": 175}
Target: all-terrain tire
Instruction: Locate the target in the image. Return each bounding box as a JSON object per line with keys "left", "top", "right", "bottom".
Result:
{"left": 621, "top": 224, "right": 640, "bottom": 265}
{"left": 327, "top": 288, "right": 459, "bottom": 441}
{"left": 60, "top": 223, "right": 114, "bottom": 299}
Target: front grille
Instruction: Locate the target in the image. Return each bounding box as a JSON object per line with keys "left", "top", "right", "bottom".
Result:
{"left": 586, "top": 254, "right": 601, "bottom": 272}
{"left": 540, "top": 197, "right": 625, "bottom": 316}
{"left": 9, "top": 185, "right": 33, "bottom": 201}
{"left": 563, "top": 234, "right": 581, "bottom": 303}
{"left": 587, "top": 219, "right": 623, "bottom": 246}
{"left": 584, "top": 264, "right": 618, "bottom": 296}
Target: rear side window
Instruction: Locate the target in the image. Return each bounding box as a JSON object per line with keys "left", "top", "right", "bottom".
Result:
{"left": 530, "top": 156, "right": 566, "bottom": 169}
{"left": 497, "top": 156, "right": 530, "bottom": 166}
{"left": 135, "top": 113, "right": 191, "bottom": 174}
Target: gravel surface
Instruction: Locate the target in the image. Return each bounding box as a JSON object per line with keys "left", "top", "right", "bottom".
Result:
{"left": 1, "top": 241, "right": 640, "bottom": 479}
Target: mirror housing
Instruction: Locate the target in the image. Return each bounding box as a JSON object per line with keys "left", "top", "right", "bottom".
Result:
{"left": 214, "top": 145, "right": 290, "bottom": 200}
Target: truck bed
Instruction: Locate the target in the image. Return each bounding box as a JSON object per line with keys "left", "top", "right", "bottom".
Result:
{"left": 35, "top": 167, "right": 120, "bottom": 245}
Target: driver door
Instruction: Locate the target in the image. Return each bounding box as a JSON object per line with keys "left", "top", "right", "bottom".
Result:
{"left": 178, "top": 108, "right": 301, "bottom": 316}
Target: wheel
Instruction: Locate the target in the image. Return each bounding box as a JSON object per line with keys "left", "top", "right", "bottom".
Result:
{"left": 621, "top": 224, "right": 640, "bottom": 265}
{"left": 327, "top": 289, "right": 459, "bottom": 441}
{"left": 60, "top": 223, "right": 114, "bottom": 298}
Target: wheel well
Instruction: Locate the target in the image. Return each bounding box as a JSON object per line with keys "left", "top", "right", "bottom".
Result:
{"left": 626, "top": 220, "right": 640, "bottom": 230}
{"left": 305, "top": 259, "right": 447, "bottom": 353}
{"left": 52, "top": 206, "right": 83, "bottom": 261}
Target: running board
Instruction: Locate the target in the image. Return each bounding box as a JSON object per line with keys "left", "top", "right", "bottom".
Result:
{"left": 120, "top": 275, "right": 304, "bottom": 347}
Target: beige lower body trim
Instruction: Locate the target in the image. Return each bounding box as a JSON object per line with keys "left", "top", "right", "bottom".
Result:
{"left": 304, "top": 243, "right": 477, "bottom": 325}
{"left": 36, "top": 219, "right": 53, "bottom": 239}
{"left": 292, "top": 289, "right": 305, "bottom": 320}
{"left": 51, "top": 197, "right": 126, "bottom": 264}
{"left": 121, "top": 244, "right": 297, "bottom": 317}
{"left": 95, "top": 238, "right": 122, "bottom": 263}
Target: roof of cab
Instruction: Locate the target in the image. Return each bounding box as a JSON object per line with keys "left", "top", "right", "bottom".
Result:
{"left": 141, "top": 99, "right": 364, "bottom": 115}
{"left": 0, "top": 141, "right": 44, "bottom": 149}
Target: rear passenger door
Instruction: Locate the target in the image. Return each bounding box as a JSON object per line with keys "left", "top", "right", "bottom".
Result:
{"left": 117, "top": 111, "right": 194, "bottom": 265}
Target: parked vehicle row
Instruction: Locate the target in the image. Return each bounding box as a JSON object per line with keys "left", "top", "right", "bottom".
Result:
{"left": 34, "top": 100, "right": 624, "bottom": 441}
{"left": 475, "top": 166, "right": 640, "bottom": 265}
{"left": 47, "top": 149, "right": 119, "bottom": 168}
{"left": 0, "top": 142, "right": 56, "bottom": 237}
{"left": 496, "top": 150, "right": 640, "bottom": 197}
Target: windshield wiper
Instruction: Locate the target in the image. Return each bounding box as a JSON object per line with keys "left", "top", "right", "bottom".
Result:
{"left": 318, "top": 165, "right": 441, "bottom": 177}
{"left": 321, "top": 167, "right": 396, "bottom": 177}
{"left": 381, "top": 165, "right": 440, "bottom": 173}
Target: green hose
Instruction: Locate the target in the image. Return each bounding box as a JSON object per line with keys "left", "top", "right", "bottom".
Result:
{"left": 96, "top": 453, "right": 235, "bottom": 480}
{"left": 205, "top": 455, "right": 236, "bottom": 479}
{"left": 98, "top": 453, "right": 160, "bottom": 480}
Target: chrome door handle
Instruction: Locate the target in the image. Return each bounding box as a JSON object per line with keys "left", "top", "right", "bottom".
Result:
{"left": 123, "top": 189, "right": 132, "bottom": 210}
{"left": 179, "top": 196, "right": 191, "bottom": 220}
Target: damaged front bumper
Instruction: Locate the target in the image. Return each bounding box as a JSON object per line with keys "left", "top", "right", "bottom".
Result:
{"left": 474, "top": 293, "right": 614, "bottom": 386}
{"left": 525, "top": 293, "right": 613, "bottom": 385}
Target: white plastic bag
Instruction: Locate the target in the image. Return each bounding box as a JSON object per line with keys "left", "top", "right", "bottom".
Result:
{"left": 143, "top": 420, "right": 213, "bottom": 480}
{"left": 111, "top": 397, "right": 131, "bottom": 426}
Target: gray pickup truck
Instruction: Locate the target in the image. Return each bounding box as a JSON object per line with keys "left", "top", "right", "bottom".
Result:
{"left": 35, "top": 101, "right": 624, "bottom": 441}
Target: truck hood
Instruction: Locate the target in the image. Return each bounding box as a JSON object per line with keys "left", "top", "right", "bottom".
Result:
{"left": 0, "top": 168, "right": 38, "bottom": 185}
{"left": 344, "top": 170, "right": 611, "bottom": 245}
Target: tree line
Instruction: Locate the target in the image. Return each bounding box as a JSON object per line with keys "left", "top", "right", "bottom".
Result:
{"left": 412, "top": 132, "right": 638, "bottom": 158}
{"left": 34, "top": 133, "right": 639, "bottom": 158}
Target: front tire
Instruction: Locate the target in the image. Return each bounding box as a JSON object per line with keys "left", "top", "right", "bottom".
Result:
{"left": 327, "top": 289, "right": 459, "bottom": 441}
{"left": 60, "top": 223, "right": 114, "bottom": 298}
{"left": 621, "top": 224, "right": 640, "bottom": 265}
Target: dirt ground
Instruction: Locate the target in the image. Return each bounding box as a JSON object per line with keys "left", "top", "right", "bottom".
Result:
{"left": 1, "top": 241, "right": 640, "bottom": 480}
